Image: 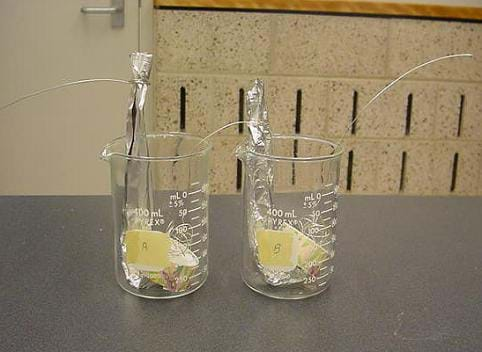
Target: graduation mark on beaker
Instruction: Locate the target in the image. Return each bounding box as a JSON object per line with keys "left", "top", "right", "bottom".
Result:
{"left": 303, "top": 192, "right": 323, "bottom": 209}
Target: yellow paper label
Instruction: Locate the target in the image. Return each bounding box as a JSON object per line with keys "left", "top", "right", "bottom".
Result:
{"left": 280, "top": 223, "right": 328, "bottom": 270}
{"left": 125, "top": 230, "right": 170, "bottom": 271}
{"left": 256, "top": 229, "right": 296, "bottom": 269}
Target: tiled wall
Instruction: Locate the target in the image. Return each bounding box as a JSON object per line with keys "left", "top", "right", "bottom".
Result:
{"left": 153, "top": 10, "right": 482, "bottom": 195}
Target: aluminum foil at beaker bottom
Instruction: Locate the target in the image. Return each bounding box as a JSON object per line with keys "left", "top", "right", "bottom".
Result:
{"left": 102, "top": 133, "right": 211, "bottom": 299}
{"left": 238, "top": 135, "right": 343, "bottom": 300}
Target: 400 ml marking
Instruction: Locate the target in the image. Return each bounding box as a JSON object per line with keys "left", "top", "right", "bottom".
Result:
{"left": 267, "top": 208, "right": 301, "bottom": 227}
{"left": 127, "top": 208, "right": 166, "bottom": 226}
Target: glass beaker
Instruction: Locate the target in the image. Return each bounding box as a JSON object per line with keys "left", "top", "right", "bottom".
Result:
{"left": 238, "top": 135, "right": 343, "bottom": 299}
{"left": 101, "top": 133, "right": 211, "bottom": 299}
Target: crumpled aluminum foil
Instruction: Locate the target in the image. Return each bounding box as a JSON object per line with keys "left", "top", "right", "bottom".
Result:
{"left": 124, "top": 51, "right": 152, "bottom": 226}
{"left": 245, "top": 79, "right": 274, "bottom": 229}
{"left": 242, "top": 79, "right": 327, "bottom": 287}
{"left": 243, "top": 80, "right": 288, "bottom": 286}
{"left": 122, "top": 52, "right": 155, "bottom": 289}
{"left": 120, "top": 53, "right": 199, "bottom": 293}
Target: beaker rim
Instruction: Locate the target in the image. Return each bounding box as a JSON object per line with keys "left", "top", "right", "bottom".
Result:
{"left": 240, "top": 134, "right": 343, "bottom": 162}
{"left": 101, "top": 132, "right": 211, "bottom": 162}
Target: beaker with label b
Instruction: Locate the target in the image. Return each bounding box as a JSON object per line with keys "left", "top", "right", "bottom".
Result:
{"left": 237, "top": 134, "right": 342, "bottom": 300}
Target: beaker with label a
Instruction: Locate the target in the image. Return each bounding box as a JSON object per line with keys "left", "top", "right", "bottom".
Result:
{"left": 101, "top": 132, "right": 211, "bottom": 299}
{"left": 237, "top": 134, "right": 342, "bottom": 299}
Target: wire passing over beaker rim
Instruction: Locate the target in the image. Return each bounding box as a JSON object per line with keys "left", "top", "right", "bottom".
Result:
{"left": 241, "top": 134, "right": 344, "bottom": 162}
{"left": 101, "top": 132, "right": 212, "bottom": 162}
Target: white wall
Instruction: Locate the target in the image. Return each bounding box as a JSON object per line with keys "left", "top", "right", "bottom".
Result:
{"left": 0, "top": 0, "right": 153, "bottom": 195}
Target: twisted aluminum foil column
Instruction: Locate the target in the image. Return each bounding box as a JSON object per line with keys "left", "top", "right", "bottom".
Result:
{"left": 125, "top": 52, "right": 152, "bottom": 158}
{"left": 244, "top": 79, "right": 293, "bottom": 285}
{"left": 245, "top": 79, "right": 274, "bottom": 230}
{"left": 244, "top": 80, "right": 306, "bottom": 286}
{"left": 122, "top": 52, "right": 154, "bottom": 288}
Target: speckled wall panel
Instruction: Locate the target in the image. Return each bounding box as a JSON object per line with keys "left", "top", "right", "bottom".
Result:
{"left": 400, "top": 141, "right": 436, "bottom": 195}
{"left": 271, "top": 16, "right": 389, "bottom": 77}
{"left": 154, "top": 11, "right": 272, "bottom": 74}
{"left": 377, "top": 141, "right": 404, "bottom": 194}
{"left": 436, "top": 83, "right": 482, "bottom": 140}
{"left": 431, "top": 141, "right": 482, "bottom": 195}
{"left": 349, "top": 140, "right": 380, "bottom": 194}
{"left": 209, "top": 76, "right": 253, "bottom": 135}
{"left": 327, "top": 80, "right": 408, "bottom": 138}
{"left": 388, "top": 21, "right": 482, "bottom": 81}
{"left": 210, "top": 136, "right": 243, "bottom": 194}
{"left": 153, "top": 10, "right": 482, "bottom": 196}
{"left": 265, "top": 77, "right": 329, "bottom": 135}
{"left": 153, "top": 75, "right": 211, "bottom": 135}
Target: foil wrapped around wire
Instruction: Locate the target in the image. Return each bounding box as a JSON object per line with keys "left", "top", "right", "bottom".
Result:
{"left": 242, "top": 79, "right": 326, "bottom": 286}
{"left": 245, "top": 79, "right": 274, "bottom": 229}
{"left": 243, "top": 80, "right": 291, "bottom": 286}
{"left": 122, "top": 52, "right": 155, "bottom": 289}
{"left": 120, "top": 52, "right": 199, "bottom": 293}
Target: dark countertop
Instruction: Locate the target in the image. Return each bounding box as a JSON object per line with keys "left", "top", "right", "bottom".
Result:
{"left": 1, "top": 195, "right": 482, "bottom": 352}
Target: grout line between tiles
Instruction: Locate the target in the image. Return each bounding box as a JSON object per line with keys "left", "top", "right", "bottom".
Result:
{"left": 154, "top": 71, "right": 482, "bottom": 85}
{"left": 208, "top": 133, "right": 482, "bottom": 143}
